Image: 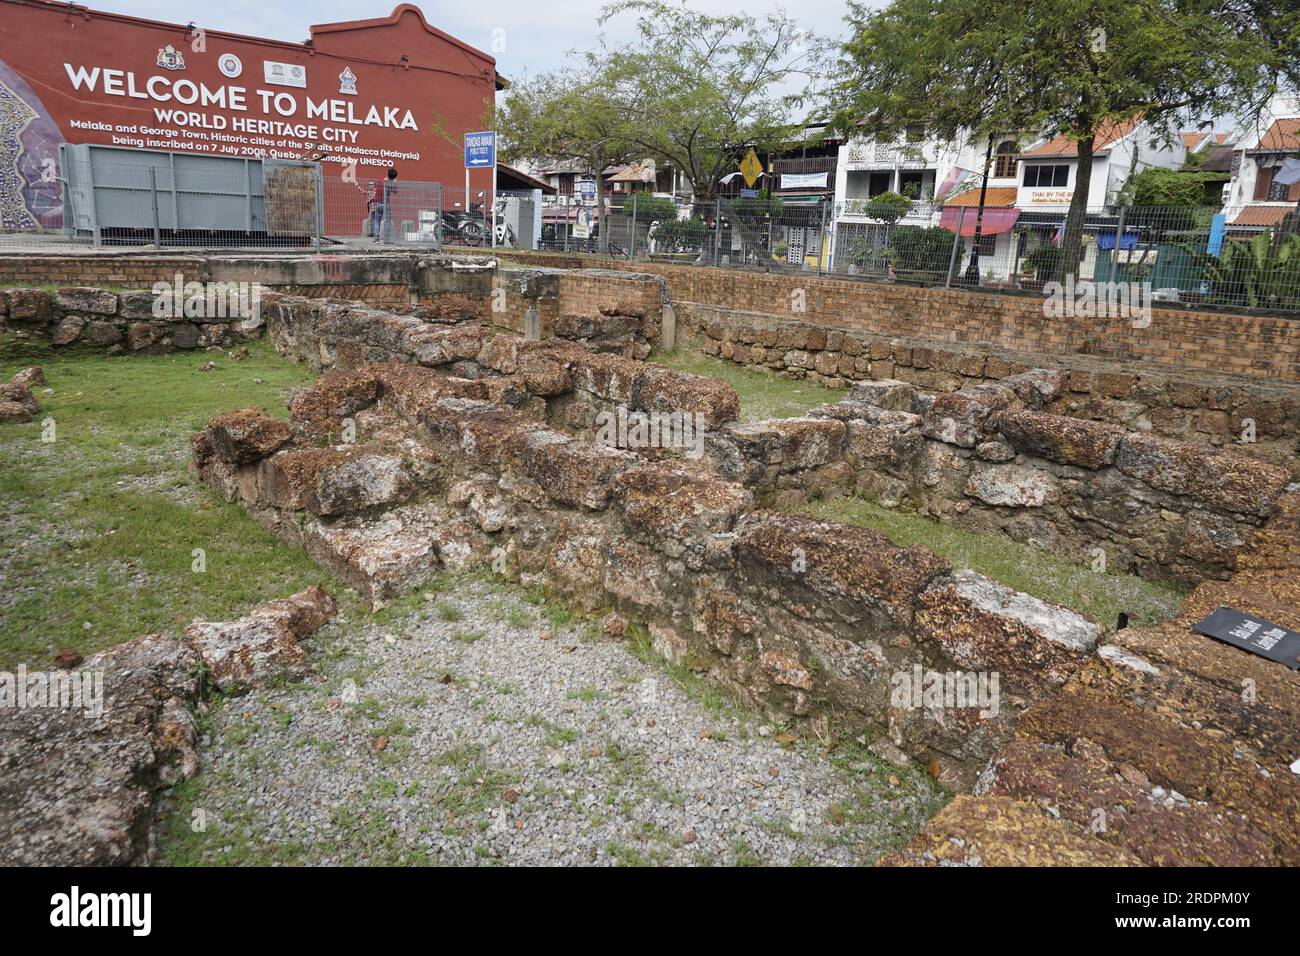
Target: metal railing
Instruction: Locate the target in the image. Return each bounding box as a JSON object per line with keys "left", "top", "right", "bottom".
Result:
{"left": 596, "top": 195, "right": 1300, "bottom": 313}
{"left": 0, "top": 161, "right": 552, "bottom": 253}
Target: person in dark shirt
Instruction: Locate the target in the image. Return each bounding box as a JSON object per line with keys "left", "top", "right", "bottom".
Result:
{"left": 361, "top": 166, "right": 398, "bottom": 241}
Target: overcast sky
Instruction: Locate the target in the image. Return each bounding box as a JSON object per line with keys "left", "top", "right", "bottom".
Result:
{"left": 100, "top": 0, "right": 864, "bottom": 85}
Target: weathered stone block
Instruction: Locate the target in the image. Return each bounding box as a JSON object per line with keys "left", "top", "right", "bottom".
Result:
{"left": 56, "top": 288, "right": 118, "bottom": 316}
{"left": 964, "top": 463, "right": 1058, "bottom": 507}
{"left": 1115, "top": 432, "right": 1289, "bottom": 516}
{"left": 997, "top": 409, "right": 1124, "bottom": 469}
{"left": 916, "top": 569, "right": 1100, "bottom": 691}
{"left": 631, "top": 365, "right": 740, "bottom": 428}
{"left": 914, "top": 387, "right": 1012, "bottom": 448}
{"left": 205, "top": 407, "right": 292, "bottom": 465}
{"left": 50, "top": 315, "right": 87, "bottom": 346}
{"left": 84, "top": 321, "right": 123, "bottom": 348}
{"left": 184, "top": 586, "right": 336, "bottom": 691}
{"left": 735, "top": 511, "right": 950, "bottom": 629}
{"left": 849, "top": 378, "right": 915, "bottom": 411}
{"left": 5, "top": 289, "right": 51, "bottom": 325}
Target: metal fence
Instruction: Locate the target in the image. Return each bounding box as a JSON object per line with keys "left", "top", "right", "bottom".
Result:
{"left": 7, "top": 155, "right": 324, "bottom": 250}
{"left": 599, "top": 194, "right": 1300, "bottom": 314}
{"left": 1, "top": 146, "right": 537, "bottom": 253}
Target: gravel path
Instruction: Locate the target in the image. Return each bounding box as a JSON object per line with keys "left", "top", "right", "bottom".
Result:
{"left": 164, "top": 575, "right": 945, "bottom": 866}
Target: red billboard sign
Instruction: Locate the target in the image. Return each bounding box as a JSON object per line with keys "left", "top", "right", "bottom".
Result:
{"left": 0, "top": 0, "right": 501, "bottom": 229}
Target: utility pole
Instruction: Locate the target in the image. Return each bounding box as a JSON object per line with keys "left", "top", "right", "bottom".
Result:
{"left": 961, "top": 136, "right": 995, "bottom": 286}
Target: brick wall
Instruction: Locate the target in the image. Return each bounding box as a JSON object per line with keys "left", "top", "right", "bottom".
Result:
{"left": 0, "top": 256, "right": 204, "bottom": 289}
{"left": 493, "top": 250, "right": 1300, "bottom": 383}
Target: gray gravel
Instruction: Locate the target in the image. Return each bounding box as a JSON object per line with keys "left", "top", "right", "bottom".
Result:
{"left": 166, "top": 576, "right": 944, "bottom": 866}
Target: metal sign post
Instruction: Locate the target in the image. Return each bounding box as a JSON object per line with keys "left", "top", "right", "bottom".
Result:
{"left": 464, "top": 131, "right": 496, "bottom": 249}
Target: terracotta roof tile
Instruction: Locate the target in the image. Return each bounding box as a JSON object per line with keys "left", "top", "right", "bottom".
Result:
{"left": 943, "top": 186, "right": 1019, "bottom": 208}
{"left": 1230, "top": 205, "right": 1293, "bottom": 227}
{"left": 1252, "top": 119, "right": 1300, "bottom": 152}
{"left": 1020, "top": 116, "right": 1143, "bottom": 158}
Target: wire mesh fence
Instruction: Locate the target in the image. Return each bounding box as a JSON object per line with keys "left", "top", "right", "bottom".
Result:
{"left": 6, "top": 147, "right": 1299, "bottom": 313}
{"left": 602, "top": 194, "right": 1300, "bottom": 313}
{"left": 321, "top": 175, "right": 443, "bottom": 247}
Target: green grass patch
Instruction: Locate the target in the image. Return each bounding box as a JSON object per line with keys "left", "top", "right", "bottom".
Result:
{"left": 797, "top": 495, "right": 1185, "bottom": 630}
{"left": 0, "top": 337, "right": 331, "bottom": 667}
{"left": 653, "top": 345, "right": 842, "bottom": 422}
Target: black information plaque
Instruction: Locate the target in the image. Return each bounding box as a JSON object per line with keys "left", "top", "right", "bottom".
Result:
{"left": 1192, "top": 606, "right": 1300, "bottom": 669}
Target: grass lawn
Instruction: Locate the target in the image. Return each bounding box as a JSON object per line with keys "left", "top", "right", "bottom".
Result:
{"left": 0, "top": 336, "right": 339, "bottom": 668}
{"left": 653, "top": 345, "right": 843, "bottom": 422}
{"left": 797, "top": 496, "right": 1185, "bottom": 632}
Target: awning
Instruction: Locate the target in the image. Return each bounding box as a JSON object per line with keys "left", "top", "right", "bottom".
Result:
{"left": 939, "top": 207, "right": 1020, "bottom": 236}
{"left": 1096, "top": 228, "right": 1139, "bottom": 251}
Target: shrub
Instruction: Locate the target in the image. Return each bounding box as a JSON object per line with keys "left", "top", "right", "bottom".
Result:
{"left": 887, "top": 225, "right": 955, "bottom": 276}
{"left": 859, "top": 191, "right": 914, "bottom": 224}
{"left": 1023, "top": 245, "right": 1064, "bottom": 278}
{"left": 626, "top": 191, "right": 678, "bottom": 224}
{"left": 652, "top": 216, "right": 710, "bottom": 252}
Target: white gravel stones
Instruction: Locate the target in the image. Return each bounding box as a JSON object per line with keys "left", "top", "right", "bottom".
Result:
{"left": 177, "top": 576, "right": 943, "bottom": 866}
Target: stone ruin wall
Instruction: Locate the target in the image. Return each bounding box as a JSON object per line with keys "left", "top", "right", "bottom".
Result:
{"left": 190, "top": 336, "right": 1105, "bottom": 793}
{"left": 0, "top": 286, "right": 261, "bottom": 352}
{"left": 5, "top": 250, "right": 1297, "bottom": 865}
{"left": 682, "top": 303, "right": 1300, "bottom": 476}
{"left": 192, "top": 292, "right": 1300, "bottom": 864}
{"left": 195, "top": 290, "right": 1279, "bottom": 765}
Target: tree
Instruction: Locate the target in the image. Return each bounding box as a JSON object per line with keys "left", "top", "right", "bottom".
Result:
{"left": 596, "top": 1, "right": 813, "bottom": 202}
{"left": 497, "top": 67, "right": 629, "bottom": 253}
{"left": 627, "top": 190, "right": 678, "bottom": 224}
{"left": 826, "top": 0, "right": 1276, "bottom": 282}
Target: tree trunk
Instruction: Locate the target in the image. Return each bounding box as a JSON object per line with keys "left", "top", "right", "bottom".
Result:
{"left": 1055, "top": 133, "right": 1095, "bottom": 283}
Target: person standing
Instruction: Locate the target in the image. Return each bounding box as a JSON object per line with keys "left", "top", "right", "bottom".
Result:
{"left": 362, "top": 167, "right": 398, "bottom": 242}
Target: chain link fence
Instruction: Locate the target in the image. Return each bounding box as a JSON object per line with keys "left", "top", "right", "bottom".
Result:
{"left": 603, "top": 193, "right": 1300, "bottom": 313}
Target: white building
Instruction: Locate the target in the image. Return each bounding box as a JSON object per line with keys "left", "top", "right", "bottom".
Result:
{"left": 1222, "top": 94, "right": 1300, "bottom": 234}
{"left": 1015, "top": 115, "right": 1186, "bottom": 212}
{"left": 831, "top": 116, "right": 1193, "bottom": 282}
{"left": 831, "top": 128, "right": 1029, "bottom": 280}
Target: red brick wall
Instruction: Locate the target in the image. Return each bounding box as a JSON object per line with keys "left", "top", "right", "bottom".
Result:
{"left": 494, "top": 251, "right": 1300, "bottom": 383}
{"left": 0, "top": 257, "right": 411, "bottom": 308}
{"left": 0, "top": 256, "right": 201, "bottom": 288}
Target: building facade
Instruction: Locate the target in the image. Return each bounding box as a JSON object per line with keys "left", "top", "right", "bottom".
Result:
{"left": 0, "top": 0, "right": 503, "bottom": 230}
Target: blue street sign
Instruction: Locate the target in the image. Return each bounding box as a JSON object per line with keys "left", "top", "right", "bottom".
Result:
{"left": 464, "top": 131, "right": 496, "bottom": 169}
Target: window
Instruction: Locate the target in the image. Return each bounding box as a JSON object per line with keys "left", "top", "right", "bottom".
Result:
{"left": 904, "top": 124, "right": 925, "bottom": 143}
{"left": 1256, "top": 165, "right": 1299, "bottom": 201}
{"left": 993, "top": 141, "right": 1018, "bottom": 179}
{"left": 1023, "top": 164, "right": 1069, "bottom": 188}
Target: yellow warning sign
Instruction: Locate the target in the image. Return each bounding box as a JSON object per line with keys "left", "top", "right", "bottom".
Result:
{"left": 739, "top": 148, "right": 763, "bottom": 188}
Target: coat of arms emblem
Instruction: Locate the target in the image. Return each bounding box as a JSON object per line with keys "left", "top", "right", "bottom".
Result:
{"left": 156, "top": 45, "right": 186, "bottom": 71}
{"left": 338, "top": 67, "right": 358, "bottom": 96}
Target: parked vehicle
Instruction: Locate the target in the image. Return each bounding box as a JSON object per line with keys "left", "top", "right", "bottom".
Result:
{"left": 438, "top": 203, "right": 486, "bottom": 246}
